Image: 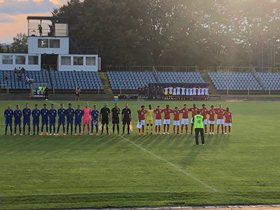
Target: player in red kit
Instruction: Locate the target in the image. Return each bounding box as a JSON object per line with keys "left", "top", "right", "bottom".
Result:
{"left": 215, "top": 104, "right": 225, "bottom": 134}
{"left": 154, "top": 106, "right": 162, "bottom": 134}
{"left": 180, "top": 104, "right": 189, "bottom": 134}
{"left": 190, "top": 104, "right": 199, "bottom": 135}
{"left": 172, "top": 107, "right": 181, "bottom": 134}
{"left": 224, "top": 107, "right": 232, "bottom": 134}
{"left": 200, "top": 104, "right": 208, "bottom": 134}
{"left": 208, "top": 105, "right": 216, "bottom": 135}
{"left": 162, "top": 105, "right": 172, "bottom": 134}
{"left": 137, "top": 105, "right": 146, "bottom": 135}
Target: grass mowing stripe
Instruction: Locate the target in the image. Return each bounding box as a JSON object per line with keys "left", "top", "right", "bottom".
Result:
{"left": 119, "top": 135, "right": 219, "bottom": 193}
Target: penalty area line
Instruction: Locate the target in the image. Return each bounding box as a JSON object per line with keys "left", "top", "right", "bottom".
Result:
{"left": 120, "top": 136, "right": 219, "bottom": 193}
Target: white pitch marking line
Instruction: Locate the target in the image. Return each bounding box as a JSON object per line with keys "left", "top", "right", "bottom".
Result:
{"left": 120, "top": 136, "right": 219, "bottom": 193}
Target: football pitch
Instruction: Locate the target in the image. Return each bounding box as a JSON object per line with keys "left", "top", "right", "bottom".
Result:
{"left": 0, "top": 100, "right": 280, "bottom": 209}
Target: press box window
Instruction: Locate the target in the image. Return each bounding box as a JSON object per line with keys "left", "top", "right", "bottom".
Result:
{"left": 38, "top": 39, "right": 48, "bottom": 48}
{"left": 28, "top": 56, "right": 39, "bottom": 65}
{"left": 86, "top": 57, "right": 96, "bottom": 66}
{"left": 2, "top": 55, "right": 13, "bottom": 64}
{"left": 15, "top": 56, "right": 26, "bottom": 65}
{"left": 73, "top": 57, "right": 83, "bottom": 65}
{"left": 61, "top": 56, "right": 71, "bottom": 65}
{"left": 50, "top": 39, "right": 60, "bottom": 48}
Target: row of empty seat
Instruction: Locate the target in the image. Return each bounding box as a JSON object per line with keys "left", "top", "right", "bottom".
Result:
{"left": 51, "top": 71, "right": 103, "bottom": 90}
{"left": 107, "top": 71, "right": 205, "bottom": 90}
{"left": 209, "top": 72, "right": 263, "bottom": 91}
{"left": 255, "top": 72, "right": 280, "bottom": 91}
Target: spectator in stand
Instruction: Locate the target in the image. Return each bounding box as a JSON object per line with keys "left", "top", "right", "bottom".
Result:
{"left": 38, "top": 24, "right": 43, "bottom": 36}
{"left": 75, "top": 86, "right": 81, "bottom": 101}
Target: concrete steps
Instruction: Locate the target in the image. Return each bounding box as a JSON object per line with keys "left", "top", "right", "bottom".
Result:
{"left": 200, "top": 69, "right": 218, "bottom": 95}
{"left": 99, "top": 72, "right": 113, "bottom": 94}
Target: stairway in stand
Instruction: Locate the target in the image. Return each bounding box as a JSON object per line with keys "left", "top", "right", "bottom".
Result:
{"left": 200, "top": 69, "right": 218, "bottom": 96}
{"left": 99, "top": 71, "right": 113, "bottom": 94}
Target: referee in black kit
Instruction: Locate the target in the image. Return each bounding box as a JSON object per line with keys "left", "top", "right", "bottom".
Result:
{"left": 122, "top": 104, "right": 132, "bottom": 135}
{"left": 100, "top": 104, "right": 110, "bottom": 135}
{"left": 111, "top": 103, "right": 120, "bottom": 134}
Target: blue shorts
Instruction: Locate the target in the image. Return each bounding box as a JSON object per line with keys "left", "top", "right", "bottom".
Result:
{"left": 14, "top": 121, "right": 21, "bottom": 125}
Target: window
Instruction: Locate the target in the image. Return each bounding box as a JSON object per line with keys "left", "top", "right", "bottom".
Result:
{"left": 50, "top": 39, "right": 60, "bottom": 48}
{"left": 2, "top": 55, "right": 13, "bottom": 64}
{"left": 73, "top": 56, "right": 83, "bottom": 65}
{"left": 15, "top": 55, "right": 26, "bottom": 65}
{"left": 38, "top": 39, "right": 48, "bottom": 48}
{"left": 86, "top": 57, "right": 96, "bottom": 66}
{"left": 61, "top": 56, "right": 71, "bottom": 65}
{"left": 28, "top": 56, "right": 39, "bottom": 65}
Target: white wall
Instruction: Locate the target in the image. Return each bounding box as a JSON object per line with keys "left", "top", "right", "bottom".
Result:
{"left": 28, "top": 37, "right": 69, "bottom": 54}
{"left": 0, "top": 53, "right": 41, "bottom": 71}
{"left": 58, "top": 54, "right": 99, "bottom": 72}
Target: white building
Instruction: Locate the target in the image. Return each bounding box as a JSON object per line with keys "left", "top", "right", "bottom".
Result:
{"left": 0, "top": 16, "right": 99, "bottom": 72}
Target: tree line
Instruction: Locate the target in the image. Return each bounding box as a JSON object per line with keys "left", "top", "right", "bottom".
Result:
{"left": 2, "top": 0, "right": 280, "bottom": 69}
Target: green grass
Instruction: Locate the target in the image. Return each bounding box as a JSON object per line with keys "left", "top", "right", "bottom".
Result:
{"left": 1, "top": 100, "right": 280, "bottom": 209}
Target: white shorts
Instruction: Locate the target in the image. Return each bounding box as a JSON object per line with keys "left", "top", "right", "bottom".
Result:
{"left": 208, "top": 120, "right": 215, "bottom": 125}
{"left": 155, "top": 119, "right": 161, "bottom": 126}
{"left": 140, "top": 120, "right": 145, "bottom": 126}
{"left": 181, "top": 118, "right": 189, "bottom": 125}
{"left": 224, "top": 123, "right": 232, "bottom": 127}
{"left": 173, "top": 120, "right": 180, "bottom": 126}
{"left": 217, "top": 119, "right": 224, "bottom": 125}
{"left": 136, "top": 122, "right": 142, "bottom": 129}
{"left": 191, "top": 118, "right": 194, "bottom": 124}
{"left": 163, "top": 119, "right": 170, "bottom": 125}
{"left": 204, "top": 119, "right": 208, "bottom": 125}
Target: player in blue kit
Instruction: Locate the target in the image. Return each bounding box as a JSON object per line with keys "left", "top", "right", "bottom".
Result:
{"left": 4, "top": 105, "right": 13, "bottom": 136}
{"left": 40, "top": 104, "right": 49, "bottom": 135}
{"left": 74, "top": 105, "right": 83, "bottom": 135}
{"left": 91, "top": 104, "right": 99, "bottom": 135}
{"left": 49, "top": 104, "right": 57, "bottom": 135}
{"left": 66, "top": 103, "right": 75, "bottom": 135}
{"left": 57, "top": 104, "right": 66, "bottom": 135}
{"left": 32, "top": 104, "right": 40, "bottom": 135}
{"left": 14, "top": 105, "right": 22, "bottom": 136}
{"left": 23, "top": 103, "right": 31, "bottom": 135}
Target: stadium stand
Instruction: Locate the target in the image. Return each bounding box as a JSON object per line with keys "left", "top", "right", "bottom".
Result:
{"left": 208, "top": 72, "right": 263, "bottom": 91}
{"left": 51, "top": 71, "right": 103, "bottom": 90}
{"left": 156, "top": 72, "right": 205, "bottom": 83}
{"left": 255, "top": 72, "right": 280, "bottom": 91}
{"left": 0, "top": 70, "right": 103, "bottom": 91}
{"left": 0, "top": 70, "right": 51, "bottom": 90}
{"left": 107, "top": 71, "right": 157, "bottom": 90}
